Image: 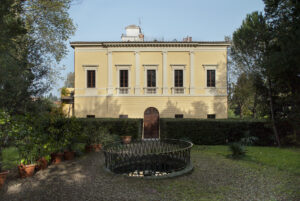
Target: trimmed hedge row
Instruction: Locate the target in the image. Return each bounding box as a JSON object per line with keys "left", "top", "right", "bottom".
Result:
{"left": 77, "top": 118, "right": 143, "bottom": 140}
{"left": 160, "top": 119, "right": 275, "bottom": 146}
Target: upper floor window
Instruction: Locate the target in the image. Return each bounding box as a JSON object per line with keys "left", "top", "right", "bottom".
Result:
{"left": 174, "top": 69, "right": 184, "bottom": 94}
{"left": 207, "top": 70, "right": 216, "bottom": 87}
{"left": 119, "top": 70, "right": 129, "bottom": 94}
{"left": 147, "top": 70, "right": 156, "bottom": 87}
{"left": 146, "top": 69, "right": 156, "bottom": 94}
{"left": 87, "top": 70, "right": 95, "bottom": 88}
{"left": 174, "top": 70, "right": 183, "bottom": 87}
{"left": 120, "top": 70, "right": 128, "bottom": 87}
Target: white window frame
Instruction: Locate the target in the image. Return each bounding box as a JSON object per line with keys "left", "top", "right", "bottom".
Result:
{"left": 82, "top": 65, "right": 99, "bottom": 89}
{"left": 171, "top": 64, "right": 186, "bottom": 95}
{"left": 116, "top": 64, "right": 131, "bottom": 95}
{"left": 143, "top": 64, "right": 158, "bottom": 95}
{"left": 203, "top": 64, "right": 218, "bottom": 88}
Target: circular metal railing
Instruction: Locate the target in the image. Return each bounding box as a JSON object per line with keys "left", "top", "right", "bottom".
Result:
{"left": 103, "top": 139, "right": 193, "bottom": 177}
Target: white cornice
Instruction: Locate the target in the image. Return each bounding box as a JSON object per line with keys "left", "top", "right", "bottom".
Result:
{"left": 82, "top": 64, "right": 99, "bottom": 68}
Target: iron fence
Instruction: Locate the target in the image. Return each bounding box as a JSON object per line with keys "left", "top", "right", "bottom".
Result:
{"left": 103, "top": 139, "right": 193, "bottom": 177}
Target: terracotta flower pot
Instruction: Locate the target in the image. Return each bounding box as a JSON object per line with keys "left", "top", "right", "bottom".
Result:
{"left": 0, "top": 171, "right": 9, "bottom": 189}
{"left": 36, "top": 157, "right": 48, "bottom": 170}
{"left": 51, "top": 152, "right": 64, "bottom": 164}
{"left": 85, "top": 145, "right": 94, "bottom": 153}
{"left": 85, "top": 144, "right": 102, "bottom": 152}
{"left": 18, "top": 164, "right": 36, "bottom": 178}
{"left": 64, "top": 151, "right": 75, "bottom": 160}
{"left": 92, "top": 144, "right": 102, "bottom": 152}
{"left": 121, "top": 136, "right": 132, "bottom": 144}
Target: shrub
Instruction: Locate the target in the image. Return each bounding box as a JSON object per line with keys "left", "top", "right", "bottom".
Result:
{"left": 240, "top": 131, "right": 258, "bottom": 146}
{"left": 229, "top": 143, "right": 246, "bottom": 158}
{"left": 78, "top": 118, "right": 143, "bottom": 140}
{"left": 160, "top": 119, "right": 274, "bottom": 146}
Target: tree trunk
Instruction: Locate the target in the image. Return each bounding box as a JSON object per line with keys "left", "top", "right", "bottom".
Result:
{"left": 253, "top": 91, "right": 257, "bottom": 119}
{"left": 0, "top": 148, "right": 2, "bottom": 172}
{"left": 267, "top": 77, "right": 281, "bottom": 146}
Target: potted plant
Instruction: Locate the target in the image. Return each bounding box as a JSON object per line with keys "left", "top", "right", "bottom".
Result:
{"left": 62, "top": 117, "right": 81, "bottom": 160}
{"left": 121, "top": 122, "right": 133, "bottom": 144}
{"left": 121, "top": 136, "right": 132, "bottom": 144}
{"left": 17, "top": 136, "right": 39, "bottom": 178}
{"left": 35, "top": 144, "right": 50, "bottom": 170}
{"left": 48, "top": 116, "right": 66, "bottom": 164}
{"left": 83, "top": 125, "right": 101, "bottom": 152}
{"left": 0, "top": 111, "right": 11, "bottom": 188}
{"left": 101, "top": 132, "right": 120, "bottom": 146}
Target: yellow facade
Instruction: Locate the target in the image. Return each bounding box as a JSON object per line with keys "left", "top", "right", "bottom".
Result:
{"left": 70, "top": 41, "right": 230, "bottom": 119}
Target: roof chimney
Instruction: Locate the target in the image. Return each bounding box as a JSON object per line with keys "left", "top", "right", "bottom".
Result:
{"left": 183, "top": 36, "right": 192, "bottom": 42}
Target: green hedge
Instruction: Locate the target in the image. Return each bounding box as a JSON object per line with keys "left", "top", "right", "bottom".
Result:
{"left": 160, "top": 119, "right": 275, "bottom": 146}
{"left": 77, "top": 118, "right": 143, "bottom": 140}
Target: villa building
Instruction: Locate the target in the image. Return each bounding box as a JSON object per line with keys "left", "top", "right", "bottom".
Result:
{"left": 64, "top": 25, "right": 230, "bottom": 138}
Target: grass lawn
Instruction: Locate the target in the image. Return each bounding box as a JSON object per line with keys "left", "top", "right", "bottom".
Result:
{"left": 194, "top": 145, "right": 300, "bottom": 175}
{"left": 2, "top": 147, "right": 19, "bottom": 170}
{"left": 1, "top": 145, "right": 300, "bottom": 201}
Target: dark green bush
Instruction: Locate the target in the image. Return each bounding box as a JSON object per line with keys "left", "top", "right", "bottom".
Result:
{"left": 229, "top": 143, "right": 246, "bottom": 158}
{"left": 77, "top": 118, "right": 143, "bottom": 141}
{"left": 160, "top": 119, "right": 275, "bottom": 146}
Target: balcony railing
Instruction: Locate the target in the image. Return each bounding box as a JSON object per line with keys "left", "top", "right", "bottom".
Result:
{"left": 144, "top": 87, "right": 158, "bottom": 94}
{"left": 118, "top": 87, "right": 130, "bottom": 94}
{"left": 172, "top": 87, "right": 185, "bottom": 94}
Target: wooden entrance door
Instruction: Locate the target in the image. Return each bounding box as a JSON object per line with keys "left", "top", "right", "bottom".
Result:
{"left": 143, "top": 107, "right": 159, "bottom": 138}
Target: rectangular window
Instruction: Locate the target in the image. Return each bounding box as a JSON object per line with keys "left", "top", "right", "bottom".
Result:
{"left": 120, "top": 70, "right": 128, "bottom": 87}
{"left": 87, "top": 115, "right": 95, "bottom": 118}
{"left": 147, "top": 70, "right": 156, "bottom": 87}
{"left": 87, "top": 70, "right": 95, "bottom": 88}
{"left": 207, "top": 114, "right": 216, "bottom": 119}
{"left": 175, "top": 114, "right": 184, "bottom": 118}
{"left": 207, "top": 70, "right": 215, "bottom": 87}
{"left": 174, "top": 70, "right": 183, "bottom": 87}
{"left": 119, "top": 115, "right": 128, "bottom": 119}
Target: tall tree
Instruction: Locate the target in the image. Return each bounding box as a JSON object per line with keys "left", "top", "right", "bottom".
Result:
{"left": 0, "top": 0, "right": 31, "bottom": 113}
{"left": 0, "top": 0, "right": 75, "bottom": 114}
{"left": 231, "top": 11, "right": 281, "bottom": 146}
{"left": 64, "top": 72, "right": 74, "bottom": 88}
{"left": 263, "top": 0, "right": 300, "bottom": 140}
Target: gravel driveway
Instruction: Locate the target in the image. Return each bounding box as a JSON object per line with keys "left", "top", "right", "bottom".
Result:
{"left": 0, "top": 151, "right": 299, "bottom": 201}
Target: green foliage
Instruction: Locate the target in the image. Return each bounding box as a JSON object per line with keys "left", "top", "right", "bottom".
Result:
{"left": 64, "top": 72, "right": 74, "bottom": 88}
{"left": 83, "top": 127, "right": 120, "bottom": 145}
{"left": 0, "top": 110, "right": 25, "bottom": 171}
{"left": 12, "top": 115, "right": 42, "bottom": 165}
{"left": 229, "top": 143, "right": 246, "bottom": 158}
{"left": 231, "top": 1, "right": 300, "bottom": 145}
{"left": 160, "top": 119, "right": 274, "bottom": 146}
{"left": 1, "top": 147, "right": 19, "bottom": 170}
{"left": 240, "top": 131, "right": 258, "bottom": 146}
{"left": 61, "top": 87, "right": 69, "bottom": 96}
{"left": 78, "top": 118, "right": 142, "bottom": 141}
{"left": 0, "top": 0, "right": 75, "bottom": 114}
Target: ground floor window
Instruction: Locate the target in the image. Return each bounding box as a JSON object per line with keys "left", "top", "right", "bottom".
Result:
{"left": 207, "top": 114, "right": 216, "bottom": 119}
{"left": 119, "top": 115, "right": 128, "bottom": 118}
{"left": 175, "top": 114, "right": 184, "bottom": 118}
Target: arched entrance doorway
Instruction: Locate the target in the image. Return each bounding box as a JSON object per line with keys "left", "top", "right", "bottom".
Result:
{"left": 143, "top": 107, "right": 159, "bottom": 139}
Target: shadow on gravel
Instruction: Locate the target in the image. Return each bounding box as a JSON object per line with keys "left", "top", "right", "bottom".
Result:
{"left": 0, "top": 154, "right": 92, "bottom": 201}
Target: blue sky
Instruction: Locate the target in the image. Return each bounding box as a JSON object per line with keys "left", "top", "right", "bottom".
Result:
{"left": 52, "top": 0, "right": 265, "bottom": 96}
